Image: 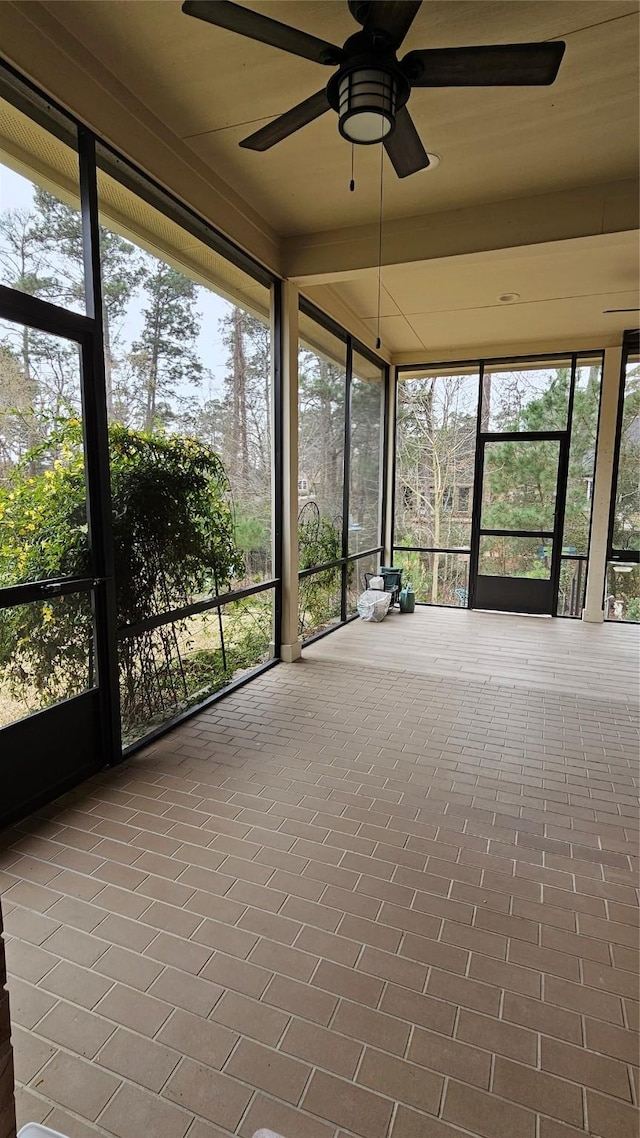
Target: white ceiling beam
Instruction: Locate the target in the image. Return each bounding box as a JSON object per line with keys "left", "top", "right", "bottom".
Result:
{"left": 393, "top": 331, "right": 628, "bottom": 367}
{"left": 284, "top": 179, "right": 639, "bottom": 281}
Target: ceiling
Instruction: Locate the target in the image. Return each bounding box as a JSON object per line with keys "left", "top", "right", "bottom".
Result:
{"left": 305, "top": 231, "right": 640, "bottom": 354}
{"left": 5, "top": 0, "right": 640, "bottom": 357}
{"left": 40, "top": 1, "right": 640, "bottom": 234}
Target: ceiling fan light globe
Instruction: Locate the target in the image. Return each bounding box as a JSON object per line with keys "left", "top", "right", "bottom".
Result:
{"left": 338, "top": 67, "right": 397, "bottom": 144}
{"left": 340, "top": 108, "right": 394, "bottom": 142}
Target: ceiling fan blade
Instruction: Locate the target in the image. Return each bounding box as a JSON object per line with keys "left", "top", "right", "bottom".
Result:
{"left": 384, "top": 105, "right": 430, "bottom": 178}
{"left": 182, "top": 1, "right": 341, "bottom": 65}
{"left": 362, "top": 1, "right": 422, "bottom": 47}
{"left": 603, "top": 308, "right": 640, "bottom": 313}
{"left": 240, "top": 89, "right": 330, "bottom": 151}
{"left": 402, "top": 41, "right": 565, "bottom": 86}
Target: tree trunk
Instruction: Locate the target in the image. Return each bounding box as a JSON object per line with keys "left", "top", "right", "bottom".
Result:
{"left": 144, "top": 304, "right": 162, "bottom": 433}
{"left": 319, "top": 360, "right": 339, "bottom": 512}
{"left": 232, "top": 308, "right": 249, "bottom": 483}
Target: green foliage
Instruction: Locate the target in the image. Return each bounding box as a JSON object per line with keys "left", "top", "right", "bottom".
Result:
{"left": 393, "top": 549, "right": 469, "bottom": 607}
{"left": 233, "top": 508, "right": 269, "bottom": 556}
{"left": 482, "top": 437, "right": 560, "bottom": 533}
{"left": 626, "top": 596, "right": 640, "bottom": 622}
{"left": 298, "top": 349, "right": 346, "bottom": 517}
{"left": 482, "top": 367, "right": 602, "bottom": 575}
{"left": 0, "top": 419, "right": 250, "bottom": 728}
{"left": 298, "top": 514, "right": 342, "bottom": 637}
{"left": 132, "top": 261, "right": 203, "bottom": 432}
{"left": 612, "top": 368, "right": 640, "bottom": 550}
{"left": 348, "top": 374, "right": 382, "bottom": 549}
{"left": 120, "top": 596, "right": 272, "bottom": 743}
{"left": 108, "top": 425, "right": 243, "bottom": 622}
{"left": 0, "top": 417, "right": 90, "bottom": 585}
{"left": 299, "top": 514, "right": 341, "bottom": 572}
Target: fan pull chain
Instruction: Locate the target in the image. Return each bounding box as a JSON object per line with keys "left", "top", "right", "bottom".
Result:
{"left": 376, "top": 143, "right": 384, "bottom": 350}
{"left": 350, "top": 144, "right": 355, "bottom": 192}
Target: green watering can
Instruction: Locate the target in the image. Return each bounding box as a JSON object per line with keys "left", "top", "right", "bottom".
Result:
{"left": 399, "top": 582, "right": 416, "bottom": 613}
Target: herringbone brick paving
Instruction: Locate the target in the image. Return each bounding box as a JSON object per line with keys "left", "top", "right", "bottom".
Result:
{"left": 1, "top": 610, "right": 638, "bottom": 1138}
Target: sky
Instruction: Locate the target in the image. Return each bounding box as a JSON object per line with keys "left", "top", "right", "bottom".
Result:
{"left": 0, "top": 160, "right": 238, "bottom": 399}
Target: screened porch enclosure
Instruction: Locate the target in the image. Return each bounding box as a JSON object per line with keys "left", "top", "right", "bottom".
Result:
{"left": 0, "top": 59, "right": 636, "bottom": 829}
{"left": 393, "top": 354, "right": 605, "bottom": 618}
{"left": 0, "top": 65, "right": 285, "bottom": 824}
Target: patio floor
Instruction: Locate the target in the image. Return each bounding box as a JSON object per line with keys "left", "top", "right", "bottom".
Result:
{"left": 1, "top": 607, "right": 638, "bottom": 1138}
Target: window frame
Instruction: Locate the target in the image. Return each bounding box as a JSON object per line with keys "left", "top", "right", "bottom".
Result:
{"left": 604, "top": 329, "right": 640, "bottom": 624}
{"left": 0, "top": 56, "right": 283, "bottom": 760}
{"left": 393, "top": 351, "right": 604, "bottom": 617}
{"left": 297, "top": 297, "right": 389, "bottom": 644}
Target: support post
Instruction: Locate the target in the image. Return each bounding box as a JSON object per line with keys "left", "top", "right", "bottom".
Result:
{"left": 582, "top": 343, "right": 623, "bottom": 622}
{"left": 383, "top": 365, "right": 397, "bottom": 566}
{"left": 280, "top": 282, "right": 302, "bottom": 661}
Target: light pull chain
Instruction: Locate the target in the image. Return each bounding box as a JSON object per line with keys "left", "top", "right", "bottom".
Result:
{"left": 376, "top": 143, "right": 384, "bottom": 350}
{"left": 350, "top": 143, "right": 355, "bottom": 192}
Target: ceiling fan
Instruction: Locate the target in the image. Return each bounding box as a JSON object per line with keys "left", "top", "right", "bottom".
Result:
{"left": 182, "top": 0, "right": 566, "bottom": 178}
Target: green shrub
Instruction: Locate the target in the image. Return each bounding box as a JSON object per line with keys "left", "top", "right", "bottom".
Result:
{"left": 298, "top": 514, "right": 343, "bottom": 637}
{"left": 0, "top": 419, "right": 259, "bottom": 733}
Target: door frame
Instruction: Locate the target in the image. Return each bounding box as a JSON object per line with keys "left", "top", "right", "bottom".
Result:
{"left": 468, "top": 429, "right": 571, "bottom": 616}
{"left": 0, "top": 130, "right": 121, "bottom": 825}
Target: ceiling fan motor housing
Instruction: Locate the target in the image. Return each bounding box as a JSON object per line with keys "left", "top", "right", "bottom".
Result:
{"left": 327, "top": 36, "right": 411, "bottom": 144}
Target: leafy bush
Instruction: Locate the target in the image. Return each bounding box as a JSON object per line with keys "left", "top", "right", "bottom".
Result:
{"left": 0, "top": 419, "right": 270, "bottom": 735}
{"left": 298, "top": 513, "right": 342, "bottom": 637}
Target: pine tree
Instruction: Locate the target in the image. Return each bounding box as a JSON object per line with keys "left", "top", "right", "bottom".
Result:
{"left": 349, "top": 374, "right": 383, "bottom": 550}
{"left": 0, "top": 206, "right": 59, "bottom": 384}
{"left": 32, "top": 189, "right": 144, "bottom": 419}
{"left": 0, "top": 345, "right": 37, "bottom": 481}
{"left": 219, "top": 307, "right": 272, "bottom": 514}
{"left": 132, "top": 260, "right": 202, "bottom": 432}
{"left": 298, "top": 348, "right": 345, "bottom": 520}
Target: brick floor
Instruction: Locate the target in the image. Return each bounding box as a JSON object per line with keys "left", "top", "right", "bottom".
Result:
{"left": 1, "top": 609, "right": 638, "bottom": 1138}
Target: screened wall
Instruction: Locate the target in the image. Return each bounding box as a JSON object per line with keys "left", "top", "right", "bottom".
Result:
{"left": 394, "top": 354, "right": 603, "bottom": 617}
{"left": 0, "top": 62, "right": 280, "bottom": 804}
{"left": 606, "top": 331, "right": 640, "bottom": 622}
{"left": 95, "top": 149, "right": 277, "bottom": 745}
{"left": 0, "top": 59, "right": 391, "bottom": 819}
{"left": 298, "top": 302, "right": 387, "bottom": 642}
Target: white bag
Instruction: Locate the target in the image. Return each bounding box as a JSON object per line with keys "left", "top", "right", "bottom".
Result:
{"left": 357, "top": 588, "right": 392, "bottom": 622}
{"left": 369, "top": 575, "right": 385, "bottom": 591}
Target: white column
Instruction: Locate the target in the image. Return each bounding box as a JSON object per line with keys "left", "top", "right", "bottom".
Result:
{"left": 279, "top": 281, "right": 302, "bottom": 661}
{"left": 383, "top": 365, "right": 397, "bottom": 566}
{"left": 582, "top": 343, "right": 623, "bottom": 623}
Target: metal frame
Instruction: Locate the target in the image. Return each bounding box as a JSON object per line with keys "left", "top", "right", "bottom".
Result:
{"left": 118, "top": 578, "right": 280, "bottom": 640}
{"left": 603, "top": 329, "right": 640, "bottom": 624}
{"left": 341, "top": 337, "right": 353, "bottom": 623}
{"left": 607, "top": 330, "right": 640, "bottom": 566}
{"left": 272, "top": 281, "right": 284, "bottom": 657}
{"left": 297, "top": 299, "right": 389, "bottom": 643}
{"left": 0, "top": 212, "right": 114, "bottom": 819}
{"left": 0, "top": 58, "right": 285, "bottom": 806}
{"left": 0, "top": 50, "right": 394, "bottom": 785}
{"left": 78, "top": 126, "right": 122, "bottom": 764}
{"left": 0, "top": 302, "right": 110, "bottom": 669}
{"left": 394, "top": 351, "right": 604, "bottom": 617}
{"left": 472, "top": 432, "right": 568, "bottom": 616}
